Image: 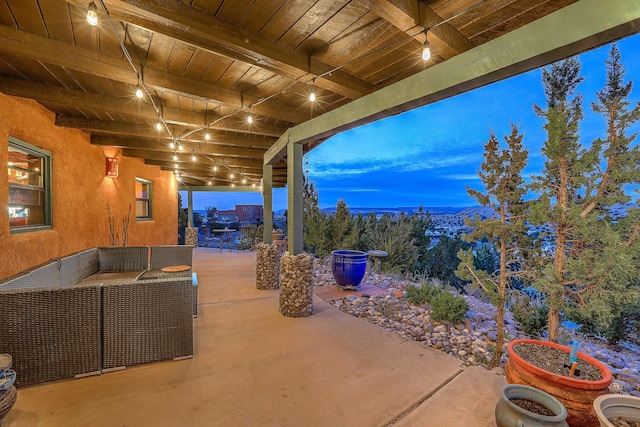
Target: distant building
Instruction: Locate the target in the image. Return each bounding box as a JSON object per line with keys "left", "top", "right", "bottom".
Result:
{"left": 216, "top": 205, "right": 264, "bottom": 223}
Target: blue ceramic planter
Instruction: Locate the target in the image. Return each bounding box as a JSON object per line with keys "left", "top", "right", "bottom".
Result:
{"left": 331, "top": 250, "right": 368, "bottom": 290}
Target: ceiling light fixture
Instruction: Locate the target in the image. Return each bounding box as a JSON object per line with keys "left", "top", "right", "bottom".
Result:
{"left": 207, "top": 181, "right": 212, "bottom": 186}
{"left": 229, "top": 173, "right": 235, "bottom": 179}
{"left": 173, "top": 154, "right": 178, "bottom": 161}
{"left": 213, "top": 166, "right": 218, "bottom": 172}
{"left": 247, "top": 106, "right": 253, "bottom": 124}
{"left": 421, "top": 29, "right": 431, "bottom": 61}
{"left": 192, "top": 154, "right": 196, "bottom": 162}
{"left": 135, "top": 84, "right": 143, "bottom": 99}
{"left": 242, "top": 178, "right": 247, "bottom": 184}
{"left": 309, "top": 78, "right": 316, "bottom": 102}
{"left": 86, "top": 1, "right": 99, "bottom": 26}
{"left": 205, "top": 132, "right": 210, "bottom": 141}
{"left": 156, "top": 119, "right": 162, "bottom": 131}
{"left": 169, "top": 141, "right": 175, "bottom": 149}
{"left": 178, "top": 144, "right": 184, "bottom": 151}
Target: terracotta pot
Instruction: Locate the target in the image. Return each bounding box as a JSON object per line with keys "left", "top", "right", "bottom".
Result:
{"left": 495, "top": 384, "right": 569, "bottom": 427}
{"left": 506, "top": 339, "right": 612, "bottom": 427}
{"left": 593, "top": 394, "right": 640, "bottom": 427}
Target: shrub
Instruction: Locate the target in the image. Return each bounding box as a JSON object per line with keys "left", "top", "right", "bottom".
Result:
{"left": 430, "top": 291, "right": 469, "bottom": 324}
{"left": 509, "top": 290, "right": 548, "bottom": 337}
{"left": 406, "top": 280, "right": 469, "bottom": 324}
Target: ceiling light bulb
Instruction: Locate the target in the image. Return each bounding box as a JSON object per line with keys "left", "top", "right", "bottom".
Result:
{"left": 213, "top": 166, "right": 218, "bottom": 172}
{"left": 86, "top": 1, "right": 98, "bottom": 26}
{"left": 230, "top": 173, "right": 234, "bottom": 179}
{"left": 242, "top": 178, "right": 247, "bottom": 184}
{"left": 156, "top": 121, "right": 162, "bottom": 131}
{"left": 192, "top": 155, "right": 196, "bottom": 162}
{"left": 174, "top": 164, "right": 178, "bottom": 169}
{"left": 422, "top": 41, "right": 431, "bottom": 61}
{"left": 252, "top": 183, "right": 256, "bottom": 187}
{"left": 309, "top": 90, "right": 316, "bottom": 102}
{"left": 231, "top": 183, "right": 235, "bottom": 187}
{"left": 205, "top": 132, "right": 210, "bottom": 141}
{"left": 169, "top": 142, "right": 175, "bottom": 149}
{"left": 207, "top": 181, "right": 212, "bottom": 186}
{"left": 178, "top": 144, "right": 184, "bottom": 151}
{"left": 135, "top": 85, "right": 143, "bottom": 99}
{"left": 173, "top": 154, "right": 178, "bottom": 161}
{"left": 247, "top": 114, "right": 253, "bottom": 124}
{"left": 176, "top": 176, "right": 182, "bottom": 182}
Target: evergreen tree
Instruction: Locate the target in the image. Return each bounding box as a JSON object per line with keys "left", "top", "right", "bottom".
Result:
{"left": 426, "top": 235, "right": 469, "bottom": 290}
{"left": 303, "top": 176, "right": 328, "bottom": 255}
{"left": 456, "top": 124, "right": 530, "bottom": 365}
{"left": 530, "top": 48, "right": 640, "bottom": 342}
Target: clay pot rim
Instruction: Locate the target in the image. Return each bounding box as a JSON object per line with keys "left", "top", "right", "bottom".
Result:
{"left": 331, "top": 250, "right": 367, "bottom": 257}
{"left": 507, "top": 338, "right": 613, "bottom": 389}
{"left": 501, "top": 383, "right": 568, "bottom": 422}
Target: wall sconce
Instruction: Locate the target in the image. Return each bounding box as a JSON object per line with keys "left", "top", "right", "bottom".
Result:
{"left": 106, "top": 157, "right": 119, "bottom": 178}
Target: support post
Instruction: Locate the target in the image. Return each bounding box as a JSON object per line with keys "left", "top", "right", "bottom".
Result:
{"left": 187, "top": 188, "right": 193, "bottom": 227}
{"left": 263, "top": 164, "right": 273, "bottom": 244}
{"left": 287, "top": 141, "right": 303, "bottom": 255}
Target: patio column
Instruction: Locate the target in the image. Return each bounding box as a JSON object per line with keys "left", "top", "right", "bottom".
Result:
{"left": 263, "top": 164, "right": 273, "bottom": 244}
{"left": 187, "top": 188, "right": 193, "bottom": 227}
{"left": 287, "top": 140, "right": 303, "bottom": 255}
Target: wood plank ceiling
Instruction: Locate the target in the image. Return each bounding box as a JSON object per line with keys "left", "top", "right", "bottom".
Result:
{"left": 0, "top": 0, "right": 578, "bottom": 187}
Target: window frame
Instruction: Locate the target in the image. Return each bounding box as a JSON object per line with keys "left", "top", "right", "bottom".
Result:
{"left": 8, "top": 136, "right": 53, "bottom": 234}
{"left": 135, "top": 177, "right": 152, "bottom": 221}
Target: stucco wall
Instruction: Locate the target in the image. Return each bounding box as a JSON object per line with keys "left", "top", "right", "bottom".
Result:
{"left": 0, "top": 93, "right": 178, "bottom": 279}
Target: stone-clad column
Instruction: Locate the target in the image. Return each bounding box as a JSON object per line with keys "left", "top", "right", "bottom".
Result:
{"left": 255, "top": 242, "right": 282, "bottom": 290}
{"left": 279, "top": 253, "right": 314, "bottom": 317}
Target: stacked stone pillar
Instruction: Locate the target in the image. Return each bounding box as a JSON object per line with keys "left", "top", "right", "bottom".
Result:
{"left": 255, "top": 243, "right": 282, "bottom": 290}
{"left": 279, "top": 253, "right": 314, "bottom": 318}
{"left": 185, "top": 226, "right": 198, "bottom": 247}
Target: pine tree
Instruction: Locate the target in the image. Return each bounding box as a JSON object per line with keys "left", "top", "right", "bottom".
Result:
{"left": 530, "top": 48, "right": 640, "bottom": 342}
{"left": 456, "top": 124, "right": 529, "bottom": 365}
{"left": 302, "top": 176, "right": 328, "bottom": 255}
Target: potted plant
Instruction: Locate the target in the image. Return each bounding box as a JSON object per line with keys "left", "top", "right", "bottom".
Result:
{"left": 496, "top": 384, "right": 569, "bottom": 427}
{"left": 593, "top": 394, "right": 640, "bottom": 427}
{"left": 331, "top": 250, "right": 368, "bottom": 290}
{"left": 506, "top": 339, "right": 612, "bottom": 427}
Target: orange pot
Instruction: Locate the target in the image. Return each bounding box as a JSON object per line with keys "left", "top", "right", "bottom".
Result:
{"left": 506, "top": 339, "right": 612, "bottom": 427}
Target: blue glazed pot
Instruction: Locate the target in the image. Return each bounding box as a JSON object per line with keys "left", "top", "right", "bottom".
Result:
{"left": 331, "top": 250, "right": 368, "bottom": 290}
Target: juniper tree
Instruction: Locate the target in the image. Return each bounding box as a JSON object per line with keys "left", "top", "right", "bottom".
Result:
{"left": 456, "top": 124, "right": 529, "bottom": 366}
{"left": 530, "top": 48, "right": 640, "bottom": 342}
{"left": 303, "top": 176, "right": 328, "bottom": 255}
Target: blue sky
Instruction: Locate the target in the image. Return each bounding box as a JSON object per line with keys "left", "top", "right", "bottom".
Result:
{"left": 186, "top": 34, "right": 640, "bottom": 211}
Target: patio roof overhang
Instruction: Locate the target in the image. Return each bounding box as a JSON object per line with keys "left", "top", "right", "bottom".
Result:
{"left": 262, "top": 0, "right": 640, "bottom": 254}
{"left": 0, "top": 0, "right": 590, "bottom": 188}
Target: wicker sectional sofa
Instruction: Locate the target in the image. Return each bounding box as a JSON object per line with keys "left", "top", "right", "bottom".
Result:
{"left": 0, "top": 245, "right": 194, "bottom": 386}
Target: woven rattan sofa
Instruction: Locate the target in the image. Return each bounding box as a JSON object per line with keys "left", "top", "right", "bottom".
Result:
{"left": 0, "top": 245, "right": 194, "bottom": 386}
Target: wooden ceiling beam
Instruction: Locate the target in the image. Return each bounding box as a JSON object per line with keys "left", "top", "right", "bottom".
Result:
{"left": 92, "top": 135, "right": 266, "bottom": 159}
{"left": 370, "top": 0, "right": 475, "bottom": 54}
{"left": 146, "top": 159, "right": 287, "bottom": 178}
{"left": 56, "top": 116, "right": 276, "bottom": 149}
{"left": 0, "top": 23, "right": 301, "bottom": 124}
{"left": 0, "top": 76, "right": 286, "bottom": 136}
{"left": 124, "top": 148, "right": 268, "bottom": 169}
{"left": 112, "top": 0, "right": 375, "bottom": 99}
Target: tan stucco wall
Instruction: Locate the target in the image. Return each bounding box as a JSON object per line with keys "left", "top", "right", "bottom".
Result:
{"left": 0, "top": 93, "right": 178, "bottom": 279}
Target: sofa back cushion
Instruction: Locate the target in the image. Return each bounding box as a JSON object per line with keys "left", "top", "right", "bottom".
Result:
{"left": 98, "top": 246, "right": 149, "bottom": 272}
{"left": 150, "top": 245, "right": 193, "bottom": 270}
{"left": 58, "top": 248, "right": 99, "bottom": 286}
{"left": 0, "top": 261, "right": 61, "bottom": 290}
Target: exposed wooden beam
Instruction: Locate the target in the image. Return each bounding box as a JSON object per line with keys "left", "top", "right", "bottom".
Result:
{"left": 370, "top": 0, "right": 474, "bottom": 54}
{"left": 0, "top": 76, "right": 286, "bottom": 137}
{"left": 124, "top": 148, "right": 268, "bottom": 169}
{"left": 93, "top": 135, "right": 266, "bottom": 159}
{"left": 0, "top": 24, "right": 302, "bottom": 124}
{"left": 114, "top": 0, "right": 375, "bottom": 99}
{"left": 145, "top": 159, "right": 287, "bottom": 177}
{"left": 266, "top": 0, "right": 640, "bottom": 163}
{"left": 56, "top": 116, "right": 276, "bottom": 149}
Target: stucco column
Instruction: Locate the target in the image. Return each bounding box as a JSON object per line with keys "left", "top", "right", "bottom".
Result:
{"left": 287, "top": 140, "right": 303, "bottom": 255}
{"left": 263, "top": 164, "right": 273, "bottom": 244}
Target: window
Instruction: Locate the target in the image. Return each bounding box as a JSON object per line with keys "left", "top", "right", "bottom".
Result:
{"left": 8, "top": 137, "right": 52, "bottom": 233}
{"left": 135, "top": 178, "right": 152, "bottom": 220}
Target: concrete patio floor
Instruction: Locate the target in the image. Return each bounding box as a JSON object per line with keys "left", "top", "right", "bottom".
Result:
{"left": 4, "top": 249, "right": 505, "bottom": 427}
